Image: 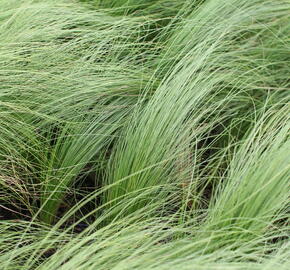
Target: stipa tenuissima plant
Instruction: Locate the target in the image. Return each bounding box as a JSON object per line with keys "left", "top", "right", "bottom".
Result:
{"left": 0, "top": 0, "right": 289, "bottom": 269}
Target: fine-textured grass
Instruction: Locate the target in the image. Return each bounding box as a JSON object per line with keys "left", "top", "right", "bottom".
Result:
{"left": 0, "top": 0, "right": 289, "bottom": 269}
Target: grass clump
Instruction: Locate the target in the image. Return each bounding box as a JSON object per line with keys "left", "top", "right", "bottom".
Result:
{"left": 0, "top": 0, "right": 289, "bottom": 269}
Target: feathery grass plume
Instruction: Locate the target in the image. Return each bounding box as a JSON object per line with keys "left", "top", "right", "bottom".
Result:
{"left": 204, "top": 104, "right": 290, "bottom": 242}
{"left": 0, "top": 0, "right": 161, "bottom": 223}
{"left": 20, "top": 108, "right": 290, "bottom": 268}
{"left": 103, "top": 0, "right": 290, "bottom": 221}
{"left": 0, "top": 0, "right": 289, "bottom": 269}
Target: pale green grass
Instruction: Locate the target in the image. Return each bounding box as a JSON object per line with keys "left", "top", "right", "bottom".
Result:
{"left": 0, "top": 0, "right": 289, "bottom": 269}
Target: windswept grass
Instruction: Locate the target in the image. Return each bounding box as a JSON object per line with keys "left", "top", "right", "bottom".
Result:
{"left": 0, "top": 0, "right": 289, "bottom": 269}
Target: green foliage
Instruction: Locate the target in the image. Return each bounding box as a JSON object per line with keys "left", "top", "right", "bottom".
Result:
{"left": 0, "top": 0, "right": 289, "bottom": 269}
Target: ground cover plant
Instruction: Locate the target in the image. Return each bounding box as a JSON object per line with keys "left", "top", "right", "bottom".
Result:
{"left": 0, "top": 0, "right": 289, "bottom": 269}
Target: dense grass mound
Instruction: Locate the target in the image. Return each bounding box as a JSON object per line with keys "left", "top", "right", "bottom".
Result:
{"left": 0, "top": 0, "right": 289, "bottom": 269}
